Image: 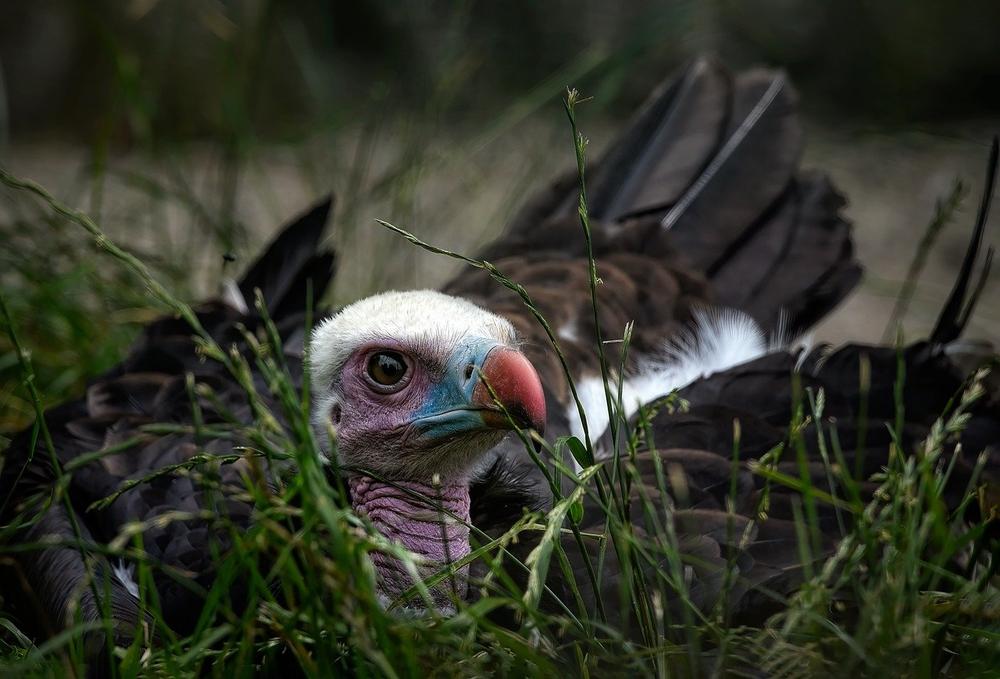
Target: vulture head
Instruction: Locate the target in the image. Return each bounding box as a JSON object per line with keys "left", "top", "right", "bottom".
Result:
{"left": 309, "top": 290, "right": 546, "bottom": 608}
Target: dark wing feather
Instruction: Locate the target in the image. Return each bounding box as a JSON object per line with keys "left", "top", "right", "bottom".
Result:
{"left": 587, "top": 56, "right": 731, "bottom": 221}
{"left": 19, "top": 504, "right": 150, "bottom": 650}
{"left": 472, "top": 141, "right": 998, "bottom": 630}
{"left": 1, "top": 200, "right": 337, "bottom": 651}
{"left": 450, "top": 58, "right": 857, "bottom": 433}
{"left": 237, "top": 196, "right": 334, "bottom": 320}
{"left": 708, "top": 173, "right": 861, "bottom": 334}
{"left": 479, "top": 324, "right": 999, "bottom": 633}
{"left": 451, "top": 59, "right": 860, "bottom": 522}
{"left": 932, "top": 137, "right": 997, "bottom": 344}
{"left": 661, "top": 68, "right": 801, "bottom": 262}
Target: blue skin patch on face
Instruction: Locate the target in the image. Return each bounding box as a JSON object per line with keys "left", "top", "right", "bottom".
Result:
{"left": 409, "top": 336, "right": 501, "bottom": 441}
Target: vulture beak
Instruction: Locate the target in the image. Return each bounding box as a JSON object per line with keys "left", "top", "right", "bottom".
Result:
{"left": 472, "top": 346, "right": 546, "bottom": 433}
{"left": 410, "top": 341, "right": 546, "bottom": 442}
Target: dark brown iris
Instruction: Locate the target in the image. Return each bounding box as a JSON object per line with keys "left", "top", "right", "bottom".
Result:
{"left": 367, "top": 351, "right": 407, "bottom": 386}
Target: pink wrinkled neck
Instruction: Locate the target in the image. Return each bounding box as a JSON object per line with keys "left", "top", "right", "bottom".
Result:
{"left": 349, "top": 475, "right": 471, "bottom": 608}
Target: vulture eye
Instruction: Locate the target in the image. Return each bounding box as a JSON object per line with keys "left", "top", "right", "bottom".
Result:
{"left": 366, "top": 351, "right": 409, "bottom": 389}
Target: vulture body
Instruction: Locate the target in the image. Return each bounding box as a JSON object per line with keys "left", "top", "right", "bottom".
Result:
{"left": 1, "top": 57, "right": 996, "bottom": 671}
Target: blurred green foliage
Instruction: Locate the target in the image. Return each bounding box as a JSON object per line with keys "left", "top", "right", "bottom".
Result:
{"left": 2, "top": 0, "right": 999, "bottom": 149}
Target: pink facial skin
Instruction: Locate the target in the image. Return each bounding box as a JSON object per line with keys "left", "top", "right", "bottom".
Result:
{"left": 332, "top": 339, "right": 450, "bottom": 479}
{"left": 328, "top": 335, "right": 545, "bottom": 611}
{"left": 350, "top": 475, "right": 471, "bottom": 610}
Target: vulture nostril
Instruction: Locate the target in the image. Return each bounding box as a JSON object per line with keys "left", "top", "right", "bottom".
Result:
{"left": 464, "top": 364, "right": 475, "bottom": 381}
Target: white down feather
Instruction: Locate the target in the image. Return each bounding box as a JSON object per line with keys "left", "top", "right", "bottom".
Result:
{"left": 565, "top": 307, "right": 781, "bottom": 457}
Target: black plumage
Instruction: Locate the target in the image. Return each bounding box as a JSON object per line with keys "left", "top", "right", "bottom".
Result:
{"left": 1, "top": 200, "right": 335, "bottom": 646}
{"left": 475, "top": 137, "right": 999, "bottom": 628}
{"left": 1, "top": 59, "right": 996, "bottom": 668}
{"left": 485, "top": 56, "right": 860, "bottom": 339}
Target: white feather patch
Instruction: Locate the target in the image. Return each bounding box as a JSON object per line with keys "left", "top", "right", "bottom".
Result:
{"left": 566, "top": 375, "right": 620, "bottom": 447}
{"left": 112, "top": 559, "right": 140, "bottom": 598}
{"left": 221, "top": 279, "right": 249, "bottom": 315}
{"left": 565, "top": 307, "right": 776, "bottom": 454}
{"left": 557, "top": 321, "right": 580, "bottom": 343}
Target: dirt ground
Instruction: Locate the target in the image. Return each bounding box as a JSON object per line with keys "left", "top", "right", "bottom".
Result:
{"left": 804, "top": 123, "right": 999, "bottom": 345}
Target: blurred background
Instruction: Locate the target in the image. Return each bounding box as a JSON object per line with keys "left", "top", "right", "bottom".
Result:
{"left": 1, "top": 0, "right": 999, "bottom": 433}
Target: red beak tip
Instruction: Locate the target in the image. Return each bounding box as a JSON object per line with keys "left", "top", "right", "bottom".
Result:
{"left": 475, "top": 348, "right": 546, "bottom": 432}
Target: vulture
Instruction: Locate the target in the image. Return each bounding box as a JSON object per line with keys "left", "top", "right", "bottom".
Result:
{"left": 1, "top": 56, "right": 997, "bottom": 671}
